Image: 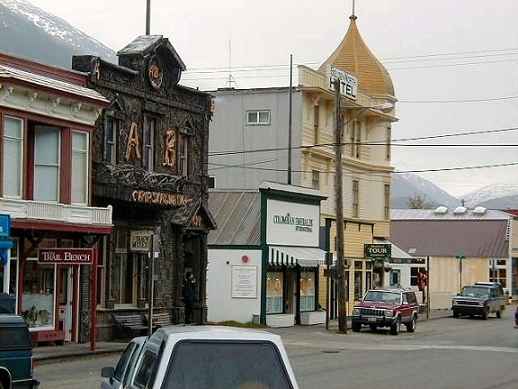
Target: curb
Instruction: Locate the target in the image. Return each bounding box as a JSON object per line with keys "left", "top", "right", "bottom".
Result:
{"left": 34, "top": 347, "right": 125, "bottom": 364}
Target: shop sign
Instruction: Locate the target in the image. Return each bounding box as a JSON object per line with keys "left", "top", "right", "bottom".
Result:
{"left": 0, "top": 214, "right": 11, "bottom": 239}
{"left": 364, "top": 244, "right": 391, "bottom": 259}
{"left": 328, "top": 65, "right": 358, "bottom": 100}
{"left": 130, "top": 230, "right": 154, "bottom": 252}
{"left": 267, "top": 199, "right": 319, "bottom": 247}
{"left": 38, "top": 248, "right": 93, "bottom": 265}
{"left": 231, "top": 266, "right": 258, "bottom": 299}
{"left": 389, "top": 257, "right": 426, "bottom": 265}
{"left": 130, "top": 190, "right": 193, "bottom": 207}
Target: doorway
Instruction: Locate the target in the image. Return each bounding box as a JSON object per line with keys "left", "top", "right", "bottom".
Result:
{"left": 57, "top": 267, "right": 75, "bottom": 342}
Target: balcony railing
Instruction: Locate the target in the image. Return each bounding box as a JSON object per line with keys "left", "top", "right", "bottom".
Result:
{"left": 0, "top": 198, "right": 112, "bottom": 226}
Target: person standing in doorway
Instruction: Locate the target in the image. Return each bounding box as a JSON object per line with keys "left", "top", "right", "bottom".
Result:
{"left": 183, "top": 272, "right": 196, "bottom": 324}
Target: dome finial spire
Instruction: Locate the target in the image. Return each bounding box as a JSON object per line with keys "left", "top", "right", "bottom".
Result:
{"left": 350, "top": 0, "right": 358, "bottom": 20}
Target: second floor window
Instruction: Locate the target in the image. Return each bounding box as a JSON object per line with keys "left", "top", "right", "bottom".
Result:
{"left": 72, "top": 131, "right": 88, "bottom": 205}
{"left": 104, "top": 115, "right": 118, "bottom": 164}
{"left": 386, "top": 126, "right": 391, "bottom": 161}
{"left": 2, "top": 116, "right": 24, "bottom": 198}
{"left": 34, "top": 126, "right": 60, "bottom": 202}
{"left": 354, "top": 122, "right": 361, "bottom": 159}
{"left": 352, "top": 180, "right": 359, "bottom": 218}
{"left": 246, "top": 110, "right": 271, "bottom": 126}
{"left": 143, "top": 116, "right": 156, "bottom": 171}
{"left": 313, "top": 105, "right": 320, "bottom": 144}
{"left": 312, "top": 170, "right": 320, "bottom": 190}
{"left": 178, "top": 133, "right": 190, "bottom": 177}
{"left": 384, "top": 184, "right": 390, "bottom": 220}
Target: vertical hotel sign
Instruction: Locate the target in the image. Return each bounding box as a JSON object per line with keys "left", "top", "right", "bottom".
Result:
{"left": 328, "top": 65, "right": 358, "bottom": 100}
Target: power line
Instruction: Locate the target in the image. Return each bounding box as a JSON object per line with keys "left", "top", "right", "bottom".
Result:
{"left": 208, "top": 126, "right": 518, "bottom": 157}
{"left": 398, "top": 95, "right": 518, "bottom": 104}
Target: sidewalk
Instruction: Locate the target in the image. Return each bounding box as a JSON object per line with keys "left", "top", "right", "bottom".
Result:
{"left": 34, "top": 342, "right": 127, "bottom": 363}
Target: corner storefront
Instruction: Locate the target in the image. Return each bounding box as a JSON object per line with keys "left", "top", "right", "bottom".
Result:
{"left": 207, "top": 182, "right": 327, "bottom": 327}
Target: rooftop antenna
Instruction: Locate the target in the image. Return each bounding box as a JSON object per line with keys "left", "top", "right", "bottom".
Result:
{"left": 146, "top": 0, "right": 151, "bottom": 35}
{"left": 227, "top": 40, "right": 235, "bottom": 88}
{"left": 351, "top": 0, "right": 358, "bottom": 20}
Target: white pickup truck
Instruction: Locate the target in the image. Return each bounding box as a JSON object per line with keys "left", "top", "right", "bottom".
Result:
{"left": 101, "top": 326, "right": 299, "bottom": 389}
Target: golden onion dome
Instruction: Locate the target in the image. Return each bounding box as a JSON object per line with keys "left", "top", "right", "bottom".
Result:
{"left": 320, "top": 16, "right": 395, "bottom": 98}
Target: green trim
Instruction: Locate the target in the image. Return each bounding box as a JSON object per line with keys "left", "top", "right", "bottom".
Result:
{"left": 260, "top": 189, "right": 323, "bottom": 206}
{"left": 208, "top": 245, "right": 261, "bottom": 250}
{"left": 260, "top": 191, "right": 268, "bottom": 325}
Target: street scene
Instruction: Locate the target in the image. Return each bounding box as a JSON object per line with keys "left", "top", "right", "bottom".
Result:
{"left": 1, "top": 0, "right": 518, "bottom": 388}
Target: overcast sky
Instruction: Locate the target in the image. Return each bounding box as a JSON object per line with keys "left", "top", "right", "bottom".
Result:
{"left": 30, "top": 0, "right": 518, "bottom": 197}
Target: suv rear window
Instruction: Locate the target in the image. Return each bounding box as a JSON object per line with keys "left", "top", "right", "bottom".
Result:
{"left": 163, "top": 341, "right": 293, "bottom": 389}
{"left": 0, "top": 327, "right": 31, "bottom": 350}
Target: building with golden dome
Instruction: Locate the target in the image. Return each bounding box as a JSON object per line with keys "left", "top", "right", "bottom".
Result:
{"left": 207, "top": 11, "right": 398, "bottom": 323}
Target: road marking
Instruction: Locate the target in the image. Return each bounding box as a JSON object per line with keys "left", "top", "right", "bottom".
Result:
{"left": 285, "top": 340, "right": 518, "bottom": 354}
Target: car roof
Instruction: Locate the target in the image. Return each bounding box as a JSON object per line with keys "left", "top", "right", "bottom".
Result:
{"left": 367, "top": 289, "right": 408, "bottom": 294}
{"left": 131, "top": 336, "right": 147, "bottom": 345}
{"left": 0, "top": 315, "right": 26, "bottom": 325}
{"left": 473, "top": 282, "right": 501, "bottom": 288}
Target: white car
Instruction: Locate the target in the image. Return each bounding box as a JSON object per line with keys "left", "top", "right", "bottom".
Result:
{"left": 105, "top": 326, "right": 299, "bottom": 389}
{"left": 101, "top": 336, "right": 146, "bottom": 389}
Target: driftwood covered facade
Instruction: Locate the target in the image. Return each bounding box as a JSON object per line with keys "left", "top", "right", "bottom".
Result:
{"left": 73, "top": 35, "right": 215, "bottom": 339}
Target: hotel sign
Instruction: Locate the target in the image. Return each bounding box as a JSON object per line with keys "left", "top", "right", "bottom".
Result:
{"left": 38, "top": 248, "right": 93, "bottom": 265}
{"left": 329, "top": 65, "right": 358, "bottom": 100}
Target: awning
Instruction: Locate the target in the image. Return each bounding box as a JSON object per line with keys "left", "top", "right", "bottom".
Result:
{"left": 268, "top": 246, "right": 327, "bottom": 267}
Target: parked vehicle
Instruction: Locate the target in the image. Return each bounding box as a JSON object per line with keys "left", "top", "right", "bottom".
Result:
{"left": 352, "top": 289, "right": 419, "bottom": 335}
{"left": 514, "top": 305, "right": 518, "bottom": 328}
{"left": 0, "top": 315, "right": 39, "bottom": 389}
{"left": 101, "top": 326, "right": 299, "bottom": 389}
{"left": 452, "top": 282, "right": 506, "bottom": 319}
{"left": 101, "top": 337, "right": 146, "bottom": 389}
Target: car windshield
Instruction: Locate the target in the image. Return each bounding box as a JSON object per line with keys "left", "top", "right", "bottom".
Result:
{"left": 364, "top": 291, "right": 400, "bottom": 304}
{"left": 460, "top": 287, "right": 490, "bottom": 298}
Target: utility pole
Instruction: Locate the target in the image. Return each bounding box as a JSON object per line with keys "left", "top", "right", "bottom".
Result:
{"left": 333, "top": 78, "right": 347, "bottom": 333}
{"left": 426, "top": 256, "right": 430, "bottom": 320}
{"left": 146, "top": 0, "right": 151, "bottom": 35}
{"left": 288, "top": 54, "right": 293, "bottom": 185}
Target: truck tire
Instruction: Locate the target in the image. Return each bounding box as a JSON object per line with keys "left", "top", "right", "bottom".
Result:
{"left": 352, "top": 322, "right": 361, "bottom": 332}
{"left": 390, "top": 318, "right": 401, "bottom": 335}
{"left": 482, "top": 308, "right": 489, "bottom": 320}
{"left": 496, "top": 310, "right": 502, "bottom": 319}
{"left": 453, "top": 310, "right": 459, "bottom": 318}
{"left": 406, "top": 315, "right": 417, "bottom": 333}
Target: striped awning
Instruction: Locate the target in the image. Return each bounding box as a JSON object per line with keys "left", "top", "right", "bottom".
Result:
{"left": 268, "top": 246, "right": 327, "bottom": 267}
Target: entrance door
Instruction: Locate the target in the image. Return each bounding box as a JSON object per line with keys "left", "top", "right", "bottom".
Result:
{"left": 58, "top": 267, "right": 74, "bottom": 342}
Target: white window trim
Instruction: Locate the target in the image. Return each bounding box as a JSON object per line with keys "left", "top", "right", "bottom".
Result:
{"left": 246, "top": 110, "right": 271, "bottom": 126}
{"left": 71, "top": 130, "right": 89, "bottom": 206}
{"left": 3, "top": 116, "right": 24, "bottom": 199}
{"left": 34, "top": 127, "right": 61, "bottom": 203}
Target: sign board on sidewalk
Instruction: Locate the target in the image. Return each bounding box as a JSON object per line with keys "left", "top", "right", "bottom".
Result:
{"left": 38, "top": 248, "right": 93, "bottom": 265}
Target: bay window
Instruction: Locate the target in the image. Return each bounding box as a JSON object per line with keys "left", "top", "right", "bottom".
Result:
{"left": 34, "top": 126, "right": 60, "bottom": 202}
{"left": 2, "top": 116, "right": 24, "bottom": 198}
{"left": 72, "top": 131, "right": 88, "bottom": 204}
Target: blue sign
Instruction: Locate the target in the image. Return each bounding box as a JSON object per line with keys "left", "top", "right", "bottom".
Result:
{"left": 0, "top": 214, "right": 11, "bottom": 239}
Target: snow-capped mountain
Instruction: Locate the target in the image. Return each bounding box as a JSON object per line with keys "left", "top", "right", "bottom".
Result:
{"left": 0, "top": 0, "right": 116, "bottom": 68}
{"left": 463, "top": 183, "right": 518, "bottom": 208}
{"left": 391, "top": 173, "right": 459, "bottom": 209}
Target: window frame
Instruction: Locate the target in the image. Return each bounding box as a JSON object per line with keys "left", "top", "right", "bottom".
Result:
{"left": 33, "top": 125, "right": 61, "bottom": 203}
{"left": 313, "top": 105, "right": 320, "bottom": 144}
{"left": 311, "top": 170, "right": 320, "bottom": 190}
{"left": 2, "top": 115, "right": 24, "bottom": 199}
{"left": 354, "top": 121, "right": 361, "bottom": 159}
{"left": 386, "top": 126, "right": 392, "bottom": 161}
{"left": 178, "top": 132, "right": 190, "bottom": 177}
{"left": 246, "top": 110, "right": 271, "bottom": 126}
{"left": 384, "top": 184, "right": 391, "bottom": 220}
{"left": 71, "top": 130, "right": 89, "bottom": 206}
{"left": 143, "top": 116, "right": 156, "bottom": 172}
{"left": 104, "top": 114, "right": 118, "bottom": 164}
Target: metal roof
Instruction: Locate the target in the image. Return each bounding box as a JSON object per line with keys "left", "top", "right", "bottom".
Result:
{"left": 391, "top": 219, "right": 509, "bottom": 258}
{"left": 391, "top": 208, "right": 510, "bottom": 221}
{"left": 208, "top": 191, "right": 261, "bottom": 246}
{"left": 0, "top": 64, "right": 108, "bottom": 104}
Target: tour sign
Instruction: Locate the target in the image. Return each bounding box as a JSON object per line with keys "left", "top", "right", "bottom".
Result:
{"left": 364, "top": 244, "right": 391, "bottom": 259}
{"left": 38, "top": 248, "right": 93, "bottom": 265}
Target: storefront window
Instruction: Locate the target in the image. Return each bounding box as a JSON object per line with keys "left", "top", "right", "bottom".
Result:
{"left": 300, "top": 272, "right": 316, "bottom": 312}
{"left": 354, "top": 271, "right": 363, "bottom": 301}
{"left": 489, "top": 259, "right": 507, "bottom": 289}
{"left": 22, "top": 261, "right": 55, "bottom": 329}
{"left": 512, "top": 258, "right": 517, "bottom": 296}
{"left": 366, "top": 271, "right": 372, "bottom": 291}
{"left": 266, "top": 272, "right": 283, "bottom": 314}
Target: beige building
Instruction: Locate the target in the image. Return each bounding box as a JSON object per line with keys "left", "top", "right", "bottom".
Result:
{"left": 209, "top": 13, "right": 397, "bottom": 316}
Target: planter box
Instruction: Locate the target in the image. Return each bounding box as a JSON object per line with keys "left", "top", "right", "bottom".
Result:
{"left": 266, "top": 314, "right": 295, "bottom": 328}
{"left": 300, "top": 311, "right": 326, "bottom": 325}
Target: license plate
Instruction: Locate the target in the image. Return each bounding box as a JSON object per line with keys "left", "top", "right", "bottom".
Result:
{"left": 368, "top": 317, "right": 377, "bottom": 322}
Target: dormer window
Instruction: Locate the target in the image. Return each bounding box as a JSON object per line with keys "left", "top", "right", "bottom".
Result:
{"left": 104, "top": 115, "right": 118, "bottom": 164}
{"left": 178, "top": 132, "right": 189, "bottom": 177}
{"left": 143, "top": 116, "right": 156, "bottom": 171}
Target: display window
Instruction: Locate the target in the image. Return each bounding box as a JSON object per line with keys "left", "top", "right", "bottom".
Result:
{"left": 300, "top": 272, "right": 316, "bottom": 312}
{"left": 266, "top": 272, "right": 284, "bottom": 314}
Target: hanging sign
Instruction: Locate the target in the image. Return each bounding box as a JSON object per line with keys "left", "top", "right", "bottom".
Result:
{"left": 130, "top": 190, "right": 192, "bottom": 207}
{"left": 38, "top": 248, "right": 93, "bottom": 265}
{"left": 364, "top": 244, "right": 391, "bottom": 259}
{"left": 130, "top": 230, "right": 154, "bottom": 252}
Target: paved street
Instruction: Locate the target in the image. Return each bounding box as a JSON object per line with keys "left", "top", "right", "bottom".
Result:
{"left": 35, "top": 309, "right": 518, "bottom": 389}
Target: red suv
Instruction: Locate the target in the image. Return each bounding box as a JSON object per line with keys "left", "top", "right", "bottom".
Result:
{"left": 352, "top": 289, "right": 419, "bottom": 335}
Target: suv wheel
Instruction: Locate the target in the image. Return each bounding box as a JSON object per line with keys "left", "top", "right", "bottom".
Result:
{"left": 482, "top": 307, "right": 489, "bottom": 320}
{"left": 453, "top": 310, "right": 459, "bottom": 318}
{"left": 390, "top": 317, "right": 401, "bottom": 335}
{"left": 496, "top": 310, "right": 502, "bottom": 319}
{"left": 406, "top": 315, "right": 417, "bottom": 333}
{"left": 352, "top": 322, "right": 361, "bottom": 332}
